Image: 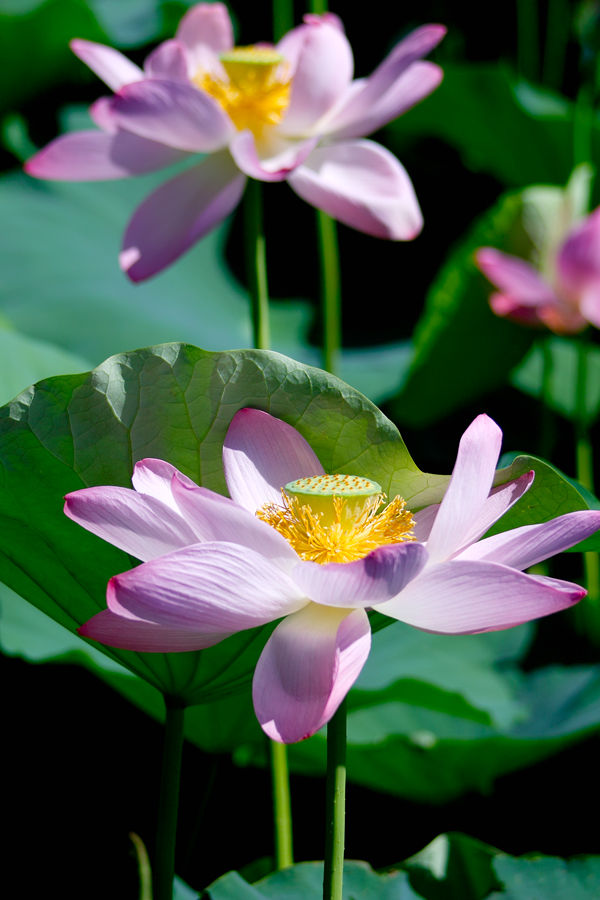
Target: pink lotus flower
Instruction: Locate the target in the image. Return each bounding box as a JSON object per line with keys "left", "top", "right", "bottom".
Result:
{"left": 24, "top": 3, "right": 446, "bottom": 281}
{"left": 476, "top": 206, "right": 600, "bottom": 334}
{"left": 66, "top": 409, "right": 599, "bottom": 743}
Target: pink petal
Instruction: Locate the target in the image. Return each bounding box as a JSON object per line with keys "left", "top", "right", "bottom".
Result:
{"left": 70, "top": 39, "right": 144, "bottom": 92}
{"left": 325, "top": 24, "right": 446, "bottom": 135}
{"left": 457, "top": 510, "right": 600, "bottom": 569}
{"left": 557, "top": 208, "right": 600, "bottom": 297}
{"left": 89, "top": 96, "right": 118, "bottom": 133}
{"left": 110, "top": 78, "right": 233, "bottom": 152}
{"left": 120, "top": 151, "right": 246, "bottom": 282}
{"left": 277, "top": 19, "right": 353, "bottom": 135}
{"left": 475, "top": 247, "right": 557, "bottom": 306}
{"left": 107, "top": 541, "right": 306, "bottom": 631}
{"left": 287, "top": 139, "right": 422, "bottom": 240}
{"left": 24, "top": 130, "right": 189, "bottom": 181}
{"left": 376, "top": 559, "right": 585, "bottom": 634}
{"left": 63, "top": 486, "right": 197, "bottom": 561}
{"left": 223, "top": 408, "right": 324, "bottom": 513}
{"left": 330, "top": 61, "right": 443, "bottom": 141}
{"left": 171, "top": 475, "right": 300, "bottom": 572}
{"left": 229, "top": 130, "right": 318, "bottom": 182}
{"left": 425, "top": 414, "right": 502, "bottom": 565}
{"left": 489, "top": 293, "right": 549, "bottom": 325}
{"left": 303, "top": 12, "right": 345, "bottom": 32}
{"left": 292, "top": 542, "right": 428, "bottom": 606}
{"left": 144, "top": 40, "right": 189, "bottom": 80}
{"left": 132, "top": 459, "right": 196, "bottom": 510}
{"left": 253, "top": 603, "right": 371, "bottom": 743}
{"left": 78, "top": 608, "right": 231, "bottom": 651}
{"left": 450, "top": 471, "right": 535, "bottom": 557}
{"left": 412, "top": 504, "right": 439, "bottom": 542}
{"left": 579, "top": 284, "right": 600, "bottom": 328}
{"left": 176, "top": 1, "right": 233, "bottom": 71}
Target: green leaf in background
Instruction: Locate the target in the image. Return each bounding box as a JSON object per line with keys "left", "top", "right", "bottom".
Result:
{"left": 488, "top": 854, "right": 600, "bottom": 899}
{"left": 387, "top": 192, "right": 535, "bottom": 428}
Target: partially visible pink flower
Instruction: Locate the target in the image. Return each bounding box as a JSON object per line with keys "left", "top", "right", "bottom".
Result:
{"left": 476, "top": 206, "right": 600, "bottom": 334}
{"left": 66, "top": 409, "right": 599, "bottom": 743}
{"left": 24, "top": 3, "right": 446, "bottom": 281}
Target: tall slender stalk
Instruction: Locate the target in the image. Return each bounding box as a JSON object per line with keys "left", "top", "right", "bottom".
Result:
{"left": 516, "top": 0, "right": 540, "bottom": 83}
{"left": 154, "top": 701, "right": 185, "bottom": 900}
{"left": 323, "top": 699, "right": 347, "bottom": 900}
{"left": 542, "top": 0, "right": 568, "bottom": 89}
{"left": 244, "top": 179, "right": 271, "bottom": 351}
{"left": 540, "top": 338, "right": 556, "bottom": 460}
{"left": 574, "top": 84, "right": 594, "bottom": 169}
{"left": 316, "top": 209, "right": 342, "bottom": 376}
{"left": 271, "top": 739, "right": 294, "bottom": 869}
{"left": 273, "top": 0, "right": 294, "bottom": 41}
{"left": 575, "top": 341, "right": 600, "bottom": 632}
{"left": 130, "top": 833, "right": 153, "bottom": 900}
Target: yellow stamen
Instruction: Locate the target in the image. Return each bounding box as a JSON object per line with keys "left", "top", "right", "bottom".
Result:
{"left": 196, "top": 45, "right": 291, "bottom": 136}
{"left": 257, "top": 489, "right": 416, "bottom": 565}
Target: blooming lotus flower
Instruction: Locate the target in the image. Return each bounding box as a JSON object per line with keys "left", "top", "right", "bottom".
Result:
{"left": 24, "top": 3, "right": 446, "bottom": 281}
{"left": 66, "top": 409, "right": 599, "bottom": 743}
{"left": 476, "top": 206, "right": 600, "bottom": 334}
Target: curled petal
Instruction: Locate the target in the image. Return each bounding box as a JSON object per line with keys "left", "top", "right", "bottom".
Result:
{"left": 450, "top": 471, "right": 535, "bottom": 556}
{"left": 425, "top": 414, "right": 502, "bottom": 565}
{"left": 107, "top": 542, "right": 306, "bottom": 631}
{"left": 557, "top": 207, "right": 600, "bottom": 297}
{"left": 110, "top": 78, "right": 233, "bottom": 152}
{"left": 223, "top": 408, "right": 324, "bottom": 513}
{"left": 120, "top": 151, "right": 246, "bottom": 282}
{"left": 70, "top": 39, "right": 144, "bottom": 92}
{"left": 64, "top": 486, "right": 197, "bottom": 561}
{"left": 132, "top": 458, "right": 196, "bottom": 510}
{"left": 377, "top": 559, "right": 585, "bottom": 633}
{"left": 288, "top": 140, "right": 423, "bottom": 240}
{"left": 24, "top": 130, "right": 189, "bottom": 181}
{"left": 144, "top": 40, "right": 189, "bottom": 80}
{"left": 476, "top": 248, "right": 557, "bottom": 306}
{"left": 457, "top": 510, "right": 600, "bottom": 569}
{"left": 230, "top": 130, "right": 318, "bottom": 182}
{"left": 176, "top": 1, "right": 233, "bottom": 70}
{"left": 253, "top": 603, "right": 371, "bottom": 743}
{"left": 292, "top": 542, "right": 428, "bottom": 607}
{"left": 78, "top": 608, "right": 231, "bottom": 651}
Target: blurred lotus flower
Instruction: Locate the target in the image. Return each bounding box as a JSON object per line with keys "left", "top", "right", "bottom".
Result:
{"left": 66, "top": 409, "right": 599, "bottom": 743}
{"left": 476, "top": 166, "right": 600, "bottom": 333}
{"left": 24, "top": 3, "right": 445, "bottom": 281}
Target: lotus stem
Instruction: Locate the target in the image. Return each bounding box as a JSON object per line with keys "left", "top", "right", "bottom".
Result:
{"left": 154, "top": 701, "right": 185, "bottom": 900}
{"left": 271, "top": 739, "right": 294, "bottom": 868}
{"left": 316, "top": 209, "right": 342, "bottom": 376}
{"left": 244, "top": 179, "right": 271, "bottom": 351}
{"left": 542, "top": 0, "right": 568, "bottom": 90}
{"left": 273, "top": 0, "right": 294, "bottom": 41}
{"left": 540, "top": 338, "right": 556, "bottom": 460}
{"left": 516, "top": 0, "right": 540, "bottom": 83}
{"left": 323, "top": 698, "right": 347, "bottom": 900}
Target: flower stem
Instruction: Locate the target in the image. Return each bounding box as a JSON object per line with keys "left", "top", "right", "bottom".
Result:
{"left": 154, "top": 701, "right": 185, "bottom": 900}
{"left": 271, "top": 739, "right": 294, "bottom": 869}
{"left": 273, "top": 0, "right": 294, "bottom": 41}
{"left": 316, "top": 209, "right": 342, "bottom": 376}
{"left": 323, "top": 698, "right": 346, "bottom": 900}
{"left": 540, "top": 338, "right": 556, "bottom": 460}
{"left": 244, "top": 179, "right": 271, "bottom": 350}
{"left": 516, "top": 0, "right": 539, "bottom": 83}
{"left": 542, "top": 0, "right": 568, "bottom": 89}
{"left": 574, "top": 83, "right": 594, "bottom": 168}
{"left": 130, "top": 833, "right": 153, "bottom": 900}
{"left": 310, "top": 0, "right": 327, "bottom": 13}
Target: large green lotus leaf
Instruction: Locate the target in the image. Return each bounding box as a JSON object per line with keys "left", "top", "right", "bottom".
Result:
{"left": 488, "top": 855, "right": 600, "bottom": 899}
{"left": 387, "top": 64, "right": 578, "bottom": 188}
{"left": 398, "top": 832, "right": 499, "bottom": 900}
{"left": 387, "top": 192, "right": 535, "bottom": 428}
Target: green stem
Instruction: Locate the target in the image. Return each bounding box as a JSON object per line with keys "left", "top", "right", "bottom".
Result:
{"left": 273, "top": 0, "right": 294, "bottom": 41}
{"left": 316, "top": 209, "right": 342, "bottom": 375}
{"left": 540, "top": 339, "right": 556, "bottom": 460}
{"left": 575, "top": 341, "right": 600, "bottom": 624}
{"left": 130, "top": 833, "right": 153, "bottom": 900}
{"left": 271, "top": 740, "right": 294, "bottom": 869}
{"left": 154, "top": 702, "right": 185, "bottom": 900}
{"left": 542, "top": 0, "right": 568, "bottom": 89}
{"left": 516, "top": 0, "right": 539, "bottom": 83}
{"left": 244, "top": 179, "right": 270, "bottom": 350}
{"left": 309, "top": 0, "right": 327, "bottom": 12}
{"left": 574, "top": 83, "right": 594, "bottom": 168}
{"left": 323, "top": 699, "right": 346, "bottom": 900}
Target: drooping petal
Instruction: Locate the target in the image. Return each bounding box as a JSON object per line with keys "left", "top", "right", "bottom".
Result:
{"left": 328, "top": 61, "right": 443, "bottom": 140}
{"left": 78, "top": 608, "right": 232, "bottom": 651}
{"left": 110, "top": 79, "right": 233, "bottom": 152}
{"left": 475, "top": 248, "right": 557, "bottom": 305}
{"left": 324, "top": 24, "right": 446, "bottom": 135}
{"left": 253, "top": 603, "right": 371, "bottom": 743}
{"left": 557, "top": 207, "right": 600, "bottom": 297}
{"left": 144, "top": 40, "right": 189, "bottom": 80}
{"left": 131, "top": 458, "right": 196, "bottom": 510}
{"left": 425, "top": 414, "right": 502, "bottom": 565}
{"left": 223, "top": 408, "right": 324, "bottom": 512}
{"left": 229, "top": 131, "right": 319, "bottom": 181}
{"left": 376, "top": 559, "right": 585, "bottom": 633}
{"left": 70, "top": 39, "right": 145, "bottom": 92}
{"left": 276, "top": 18, "right": 353, "bottom": 135}
{"left": 449, "top": 471, "right": 535, "bottom": 556}
{"left": 171, "top": 475, "right": 300, "bottom": 572}
{"left": 63, "top": 486, "right": 197, "bottom": 561}
{"left": 287, "top": 140, "right": 422, "bottom": 240}
{"left": 120, "top": 151, "right": 246, "bottom": 282}
{"left": 107, "top": 542, "right": 307, "bottom": 631}
{"left": 24, "top": 130, "right": 189, "bottom": 181}
{"left": 292, "top": 542, "right": 428, "bottom": 607}
{"left": 456, "top": 510, "right": 600, "bottom": 569}
{"left": 176, "top": 1, "right": 233, "bottom": 70}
